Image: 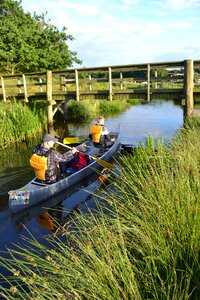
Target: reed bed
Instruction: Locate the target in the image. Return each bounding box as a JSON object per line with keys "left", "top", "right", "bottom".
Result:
{"left": 0, "top": 117, "right": 199, "bottom": 299}
{"left": 99, "top": 99, "right": 129, "bottom": 114}
{"left": 66, "top": 99, "right": 137, "bottom": 122}
{"left": 66, "top": 100, "right": 92, "bottom": 122}
{"left": 0, "top": 102, "right": 47, "bottom": 148}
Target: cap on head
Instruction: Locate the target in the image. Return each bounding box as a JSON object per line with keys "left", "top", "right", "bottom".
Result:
{"left": 42, "top": 134, "right": 58, "bottom": 143}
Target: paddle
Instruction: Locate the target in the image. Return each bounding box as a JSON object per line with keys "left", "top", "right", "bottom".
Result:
{"left": 63, "top": 137, "right": 82, "bottom": 144}
{"left": 56, "top": 141, "right": 116, "bottom": 169}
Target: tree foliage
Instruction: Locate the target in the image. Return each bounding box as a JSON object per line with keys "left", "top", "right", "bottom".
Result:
{"left": 0, "top": 0, "right": 82, "bottom": 74}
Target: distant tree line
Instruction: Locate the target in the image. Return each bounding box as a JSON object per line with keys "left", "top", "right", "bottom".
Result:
{"left": 0, "top": 0, "right": 82, "bottom": 74}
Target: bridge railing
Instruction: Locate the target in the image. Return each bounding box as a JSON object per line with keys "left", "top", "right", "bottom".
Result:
{"left": 0, "top": 59, "right": 200, "bottom": 122}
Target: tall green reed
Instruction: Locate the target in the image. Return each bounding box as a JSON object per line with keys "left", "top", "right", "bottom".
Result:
{"left": 99, "top": 100, "right": 128, "bottom": 114}
{"left": 0, "top": 102, "right": 47, "bottom": 148}
{"left": 0, "top": 116, "right": 199, "bottom": 299}
{"left": 65, "top": 99, "right": 137, "bottom": 122}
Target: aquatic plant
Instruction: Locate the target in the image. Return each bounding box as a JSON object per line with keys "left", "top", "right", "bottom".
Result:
{"left": 65, "top": 99, "right": 137, "bottom": 122}
{"left": 126, "top": 98, "right": 140, "bottom": 105}
{"left": 99, "top": 100, "right": 128, "bottom": 114}
{"left": 66, "top": 100, "right": 91, "bottom": 122}
{"left": 0, "top": 116, "right": 199, "bottom": 299}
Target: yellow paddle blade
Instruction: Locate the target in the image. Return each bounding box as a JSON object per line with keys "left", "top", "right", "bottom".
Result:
{"left": 92, "top": 157, "right": 116, "bottom": 169}
{"left": 63, "top": 137, "right": 81, "bottom": 144}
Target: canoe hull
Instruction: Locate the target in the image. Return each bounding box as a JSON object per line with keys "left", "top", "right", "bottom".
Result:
{"left": 9, "top": 132, "right": 120, "bottom": 214}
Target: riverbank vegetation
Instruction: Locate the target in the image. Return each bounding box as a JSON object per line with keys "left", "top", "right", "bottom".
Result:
{"left": 0, "top": 98, "right": 139, "bottom": 147}
{"left": 0, "top": 102, "right": 47, "bottom": 148}
{"left": 0, "top": 116, "right": 199, "bottom": 299}
{"left": 65, "top": 98, "right": 139, "bottom": 122}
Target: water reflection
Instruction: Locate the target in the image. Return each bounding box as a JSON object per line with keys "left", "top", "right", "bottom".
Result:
{"left": 9, "top": 171, "right": 105, "bottom": 233}
{"left": 36, "top": 169, "right": 113, "bottom": 234}
{"left": 36, "top": 205, "right": 64, "bottom": 233}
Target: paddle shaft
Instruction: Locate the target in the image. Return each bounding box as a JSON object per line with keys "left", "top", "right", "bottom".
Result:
{"left": 56, "top": 141, "right": 73, "bottom": 150}
{"left": 56, "top": 141, "right": 115, "bottom": 169}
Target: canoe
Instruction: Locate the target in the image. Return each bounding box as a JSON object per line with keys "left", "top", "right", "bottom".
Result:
{"left": 9, "top": 129, "right": 120, "bottom": 214}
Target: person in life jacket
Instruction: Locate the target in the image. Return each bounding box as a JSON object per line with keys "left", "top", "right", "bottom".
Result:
{"left": 30, "top": 134, "right": 77, "bottom": 184}
{"left": 89, "top": 116, "right": 115, "bottom": 148}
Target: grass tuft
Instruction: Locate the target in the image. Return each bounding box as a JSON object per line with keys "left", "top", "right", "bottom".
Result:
{"left": 0, "top": 102, "right": 47, "bottom": 148}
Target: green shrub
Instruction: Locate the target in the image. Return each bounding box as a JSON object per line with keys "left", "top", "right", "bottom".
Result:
{"left": 127, "top": 98, "right": 140, "bottom": 105}
{"left": 99, "top": 100, "right": 128, "bottom": 114}
{"left": 66, "top": 101, "right": 91, "bottom": 122}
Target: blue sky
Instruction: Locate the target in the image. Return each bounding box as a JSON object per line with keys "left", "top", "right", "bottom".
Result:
{"left": 21, "top": 0, "right": 200, "bottom": 68}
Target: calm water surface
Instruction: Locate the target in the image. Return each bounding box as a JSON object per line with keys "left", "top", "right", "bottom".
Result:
{"left": 0, "top": 100, "right": 183, "bottom": 265}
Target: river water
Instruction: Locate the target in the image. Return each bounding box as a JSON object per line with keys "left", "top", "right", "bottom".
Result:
{"left": 0, "top": 99, "right": 183, "bottom": 270}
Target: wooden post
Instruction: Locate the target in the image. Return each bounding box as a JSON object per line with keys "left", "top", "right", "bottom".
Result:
{"left": 120, "top": 72, "right": 123, "bottom": 89}
{"left": 75, "top": 69, "right": 79, "bottom": 101}
{"left": 108, "top": 67, "right": 112, "bottom": 101}
{"left": 46, "top": 70, "right": 53, "bottom": 128}
{"left": 39, "top": 78, "right": 43, "bottom": 93}
{"left": 147, "top": 64, "right": 150, "bottom": 101}
{"left": 22, "top": 74, "right": 28, "bottom": 102}
{"left": 18, "top": 79, "right": 22, "bottom": 93}
{"left": 184, "top": 60, "right": 194, "bottom": 118}
{"left": 60, "top": 75, "right": 66, "bottom": 91}
{"left": 1, "top": 77, "right": 6, "bottom": 102}
{"left": 155, "top": 69, "right": 158, "bottom": 89}
{"left": 89, "top": 74, "right": 92, "bottom": 91}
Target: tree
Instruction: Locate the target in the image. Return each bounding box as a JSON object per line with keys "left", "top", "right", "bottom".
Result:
{"left": 0, "top": 0, "right": 82, "bottom": 74}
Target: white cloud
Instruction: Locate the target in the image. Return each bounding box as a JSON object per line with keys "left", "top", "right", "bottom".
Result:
{"left": 101, "top": 13, "right": 115, "bottom": 22}
{"left": 121, "top": 0, "right": 141, "bottom": 5}
{"left": 21, "top": 0, "right": 200, "bottom": 67}
{"left": 168, "top": 22, "right": 192, "bottom": 29}
{"left": 59, "top": 2, "right": 100, "bottom": 16}
{"left": 158, "top": 0, "right": 200, "bottom": 11}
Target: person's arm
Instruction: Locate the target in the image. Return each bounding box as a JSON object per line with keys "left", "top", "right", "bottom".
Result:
{"left": 102, "top": 126, "right": 115, "bottom": 142}
{"left": 52, "top": 150, "right": 74, "bottom": 163}
{"left": 102, "top": 126, "right": 109, "bottom": 135}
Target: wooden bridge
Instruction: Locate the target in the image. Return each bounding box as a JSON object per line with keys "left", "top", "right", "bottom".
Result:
{"left": 0, "top": 59, "right": 200, "bottom": 125}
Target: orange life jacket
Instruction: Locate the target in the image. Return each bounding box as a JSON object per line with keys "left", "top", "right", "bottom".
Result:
{"left": 37, "top": 211, "right": 55, "bottom": 231}
{"left": 89, "top": 124, "right": 103, "bottom": 143}
{"left": 30, "top": 153, "right": 48, "bottom": 181}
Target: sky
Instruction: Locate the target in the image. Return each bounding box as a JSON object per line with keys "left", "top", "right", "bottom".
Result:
{"left": 21, "top": 0, "right": 200, "bottom": 68}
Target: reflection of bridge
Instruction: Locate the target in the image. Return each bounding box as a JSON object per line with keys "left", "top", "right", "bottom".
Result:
{"left": 0, "top": 59, "right": 199, "bottom": 125}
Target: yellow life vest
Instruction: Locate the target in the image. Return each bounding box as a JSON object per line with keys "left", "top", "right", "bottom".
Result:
{"left": 30, "top": 153, "right": 48, "bottom": 181}
{"left": 89, "top": 124, "right": 103, "bottom": 143}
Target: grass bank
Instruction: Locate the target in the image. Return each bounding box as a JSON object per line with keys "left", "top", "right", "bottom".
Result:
{"left": 62, "top": 98, "right": 139, "bottom": 122}
{"left": 0, "top": 102, "right": 47, "bottom": 148}
{"left": 0, "top": 119, "right": 199, "bottom": 300}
